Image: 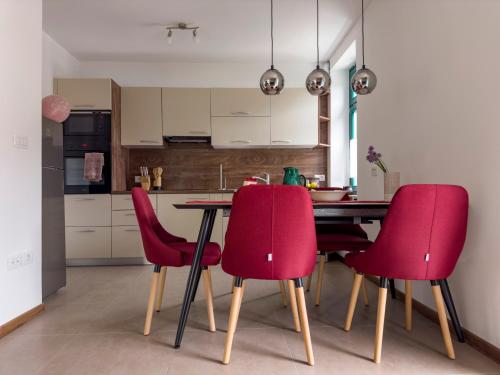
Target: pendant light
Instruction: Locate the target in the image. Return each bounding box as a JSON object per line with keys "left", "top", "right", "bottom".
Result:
{"left": 260, "top": 0, "right": 284, "bottom": 95}
{"left": 306, "top": 0, "right": 331, "bottom": 96}
{"left": 351, "top": 0, "right": 377, "bottom": 95}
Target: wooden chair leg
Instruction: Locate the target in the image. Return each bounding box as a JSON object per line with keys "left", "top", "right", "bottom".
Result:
{"left": 202, "top": 268, "right": 216, "bottom": 332}
{"left": 314, "top": 254, "right": 326, "bottom": 306}
{"left": 344, "top": 273, "right": 363, "bottom": 331}
{"left": 296, "top": 280, "right": 314, "bottom": 366}
{"left": 431, "top": 281, "right": 455, "bottom": 359}
{"left": 405, "top": 280, "right": 412, "bottom": 331}
{"left": 222, "top": 278, "right": 245, "bottom": 365}
{"left": 306, "top": 274, "right": 313, "bottom": 292}
{"left": 287, "top": 280, "right": 301, "bottom": 332}
{"left": 279, "top": 280, "right": 288, "bottom": 307}
{"left": 144, "top": 266, "right": 160, "bottom": 336}
{"left": 155, "top": 266, "right": 167, "bottom": 312}
{"left": 361, "top": 276, "right": 369, "bottom": 306}
{"left": 374, "top": 278, "right": 389, "bottom": 364}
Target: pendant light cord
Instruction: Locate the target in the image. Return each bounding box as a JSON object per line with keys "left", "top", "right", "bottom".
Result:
{"left": 271, "top": 0, "right": 274, "bottom": 68}
{"left": 316, "top": 0, "right": 320, "bottom": 69}
{"left": 361, "top": 0, "right": 365, "bottom": 68}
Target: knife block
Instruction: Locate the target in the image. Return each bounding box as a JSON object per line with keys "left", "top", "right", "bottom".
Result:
{"left": 140, "top": 176, "right": 151, "bottom": 192}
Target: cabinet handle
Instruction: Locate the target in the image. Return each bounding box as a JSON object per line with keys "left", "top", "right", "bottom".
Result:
{"left": 76, "top": 198, "right": 96, "bottom": 201}
{"left": 188, "top": 130, "right": 208, "bottom": 135}
{"left": 272, "top": 140, "right": 293, "bottom": 144}
{"left": 230, "top": 140, "right": 252, "bottom": 144}
{"left": 124, "top": 213, "right": 136, "bottom": 216}
{"left": 139, "top": 140, "right": 161, "bottom": 144}
{"left": 74, "top": 104, "right": 95, "bottom": 108}
{"left": 230, "top": 111, "right": 250, "bottom": 115}
{"left": 76, "top": 229, "right": 96, "bottom": 233}
{"left": 124, "top": 229, "right": 140, "bottom": 232}
{"left": 187, "top": 197, "right": 209, "bottom": 200}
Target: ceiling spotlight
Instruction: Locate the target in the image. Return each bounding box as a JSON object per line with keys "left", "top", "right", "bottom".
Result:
{"left": 164, "top": 23, "right": 200, "bottom": 44}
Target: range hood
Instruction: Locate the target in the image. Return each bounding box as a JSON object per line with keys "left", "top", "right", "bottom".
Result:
{"left": 164, "top": 136, "right": 211, "bottom": 143}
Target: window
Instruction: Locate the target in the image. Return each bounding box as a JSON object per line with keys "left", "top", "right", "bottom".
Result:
{"left": 349, "top": 65, "right": 358, "bottom": 188}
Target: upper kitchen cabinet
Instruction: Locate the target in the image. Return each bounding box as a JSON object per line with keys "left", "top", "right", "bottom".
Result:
{"left": 54, "top": 78, "right": 112, "bottom": 110}
{"left": 162, "top": 88, "right": 211, "bottom": 137}
{"left": 211, "top": 88, "right": 270, "bottom": 117}
{"left": 270, "top": 88, "right": 318, "bottom": 147}
{"left": 211, "top": 117, "right": 271, "bottom": 148}
{"left": 121, "top": 87, "right": 163, "bottom": 147}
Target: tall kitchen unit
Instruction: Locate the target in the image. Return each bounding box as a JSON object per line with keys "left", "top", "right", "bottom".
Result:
{"left": 42, "top": 117, "right": 66, "bottom": 298}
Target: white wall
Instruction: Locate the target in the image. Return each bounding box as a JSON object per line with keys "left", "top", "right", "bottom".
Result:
{"left": 330, "top": 0, "right": 500, "bottom": 347}
{"left": 0, "top": 0, "right": 42, "bottom": 325}
{"left": 78, "top": 61, "right": 316, "bottom": 88}
{"left": 42, "top": 32, "right": 80, "bottom": 96}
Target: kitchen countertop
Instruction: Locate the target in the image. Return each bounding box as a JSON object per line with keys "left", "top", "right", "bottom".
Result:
{"left": 112, "top": 189, "right": 237, "bottom": 195}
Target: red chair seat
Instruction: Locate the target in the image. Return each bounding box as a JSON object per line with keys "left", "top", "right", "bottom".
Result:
{"left": 317, "top": 233, "right": 372, "bottom": 252}
{"left": 170, "top": 241, "right": 222, "bottom": 266}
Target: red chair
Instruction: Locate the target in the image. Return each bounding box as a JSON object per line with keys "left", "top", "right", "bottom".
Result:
{"left": 343, "top": 184, "right": 468, "bottom": 363}
{"left": 221, "top": 185, "right": 317, "bottom": 365}
{"left": 132, "top": 187, "right": 222, "bottom": 336}
{"left": 308, "top": 223, "right": 373, "bottom": 306}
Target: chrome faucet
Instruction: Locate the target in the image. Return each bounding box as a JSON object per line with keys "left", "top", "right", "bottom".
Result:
{"left": 252, "top": 172, "right": 271, "bottom": 185}
{"left": 219, "top": 163, "right": 227, "bottom": 190}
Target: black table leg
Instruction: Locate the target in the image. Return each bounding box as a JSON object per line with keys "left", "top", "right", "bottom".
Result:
{"left": 439, "top": 279, "right": 465, "bottom": 343}
{"left": 191, "top": 266, "right": 204, "bottom": 302}
{"left": 389, "top": 279, "right": 397, "bottom": 299}
{"left": 174, "top": 209, "right": 217, "bottom": 348}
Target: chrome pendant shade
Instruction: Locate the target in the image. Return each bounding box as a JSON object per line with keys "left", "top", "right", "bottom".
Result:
{"left": 260, "top": 0, "right": 284, "bottom": 95}
{"left": 306, "top": 0, "right": 331, "bottom": 96}
{"left": 306, "top": 66, "right": 331, "bottom": 96}
{"left": 351, "top": 0, "right": 377, "bottom": 95}
{"left": 351, "top": 65, "right": 377, "bottom": 95}
{"left": 260, "top": 66, "right": 285, "bottom": 95}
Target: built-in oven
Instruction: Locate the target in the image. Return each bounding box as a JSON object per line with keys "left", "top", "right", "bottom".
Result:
{"left": 63, "top": 111, "right": 112, "bottom": 194}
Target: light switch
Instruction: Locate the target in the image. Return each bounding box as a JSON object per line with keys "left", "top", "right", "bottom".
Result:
{"left": 12, "top": 135, "right": 28, "bottom": 150}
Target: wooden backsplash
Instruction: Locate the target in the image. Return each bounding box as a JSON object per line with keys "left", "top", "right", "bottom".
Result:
{"left": 127, "top": 143, "right": 328, "bottom": 190}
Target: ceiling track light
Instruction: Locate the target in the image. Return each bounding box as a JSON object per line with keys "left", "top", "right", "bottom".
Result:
{"left": 164, "top": 22, "right": 200, "bottom": 44}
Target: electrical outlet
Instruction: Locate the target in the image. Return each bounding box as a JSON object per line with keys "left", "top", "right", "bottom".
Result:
{"left": 22, "top": 251, "right": 33, "bottom": 265}
{"left": 134, "top": 176, "right": 141, "bottom": 183}
{"left": 6, "top": 251, "right": 33, "bottom": 270}
{"left": 371, "top": 167, "right": 378, "bottom": 177}
{"left": 314, "top": 174, "right": 326, "bottom": 182}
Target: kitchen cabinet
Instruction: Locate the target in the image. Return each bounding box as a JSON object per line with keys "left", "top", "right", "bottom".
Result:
{"left": 211, "top": 88, "right": 270, "bottom": 117}
{"left": 112, "top": 226, "right": 144, "bottom": 258}
{"left": 270, "top": 88, "right": 318, "bottom": 147}
{"left": 211, "top": 117, "right": 271, "bottom": 148}
{"left": 64, "top": 194, "right": 111, "bottom": 227}
{"left": 66, "top": 226, "right": 111, "bottom": 259}
{"left": 54, "top": 79, "right": 112, "bottom": 110}
{"left": 157, "top": 194, "right": 214, "bottom": 243}
{"left": 112, "top": 194, "right": 157, "bottom": 211}
{"left": 121, "top": 87, "right": 163, "bottom": 147}
{"left": 162, "top": 88, "right": 211, "bottom": 137}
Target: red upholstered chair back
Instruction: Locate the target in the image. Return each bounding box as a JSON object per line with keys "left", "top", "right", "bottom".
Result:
{"left": 369, "top": 184, "right": 468, "bottom": 280}
{"left": 221, "top": 185, "right": 317, "bottom": 280}
{"left": 132, "top": 187, "right": 184, "bottom": 266}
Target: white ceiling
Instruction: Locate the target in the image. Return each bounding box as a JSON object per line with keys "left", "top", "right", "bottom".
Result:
{"left": 43, "top": 0, "right": 361, "bottom": 63}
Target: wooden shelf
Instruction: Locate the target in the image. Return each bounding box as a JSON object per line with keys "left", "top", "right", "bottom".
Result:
{"left": 319, "top": 115, "right": 330, "bottom": 123}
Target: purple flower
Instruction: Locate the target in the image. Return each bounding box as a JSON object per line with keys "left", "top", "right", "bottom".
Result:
{"left": 366, "top": 146, "right": 389, "bottom": 173}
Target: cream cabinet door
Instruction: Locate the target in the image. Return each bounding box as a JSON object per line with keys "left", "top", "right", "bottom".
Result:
{"left": 54, "top": 79, "right": 112, "bottom": 110}
{"left": 211, "top": 88, "right": 271, "bottom": 117}
{"left": 112, "top": 194, "right": 157, "bottom": 211}
{"left": 211, "top": 117, "right": 271, "bottom": 148}
{"left": 157, "top": 194, "right": 210, "bottom": 242}
{"left": 270, "top": 88, "right": 318, "bottom": 147}
{"left": 64, "top": 194, "right": 111, "bottom": 227}
{"left": 121, "top": 87, "right": 163, "bottom": 147}
{"left": 112, "top": 226, "right": 144, "bottom": 258}
{"left": 66, "top": 227, "right": 111, "bottom": 259}
{"left": 162, "top": 88, "right": 211, "bottom": 136}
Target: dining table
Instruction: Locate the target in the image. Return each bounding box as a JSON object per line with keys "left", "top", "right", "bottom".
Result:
{"left": 172, "top": 199, "right": 393, "bottom": 348}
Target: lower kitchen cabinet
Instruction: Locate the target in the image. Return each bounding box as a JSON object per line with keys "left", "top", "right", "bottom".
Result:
{"left": 65, "top": 226, "right": 111, "bottom": 259}
{"left": 112, "top": 226, "right": 144, "bottom": 258}
{"left": 157, "top": 194, "right": 210, "bottom": 243}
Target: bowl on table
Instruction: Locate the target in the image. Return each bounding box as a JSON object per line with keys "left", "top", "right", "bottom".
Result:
{"left": 309, "top": 188, "right": 348, "bottom": 202}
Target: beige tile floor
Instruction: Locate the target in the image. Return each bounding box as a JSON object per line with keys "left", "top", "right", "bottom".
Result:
{"left": 1, "top": 261, "right": 499, "bottom": 375}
